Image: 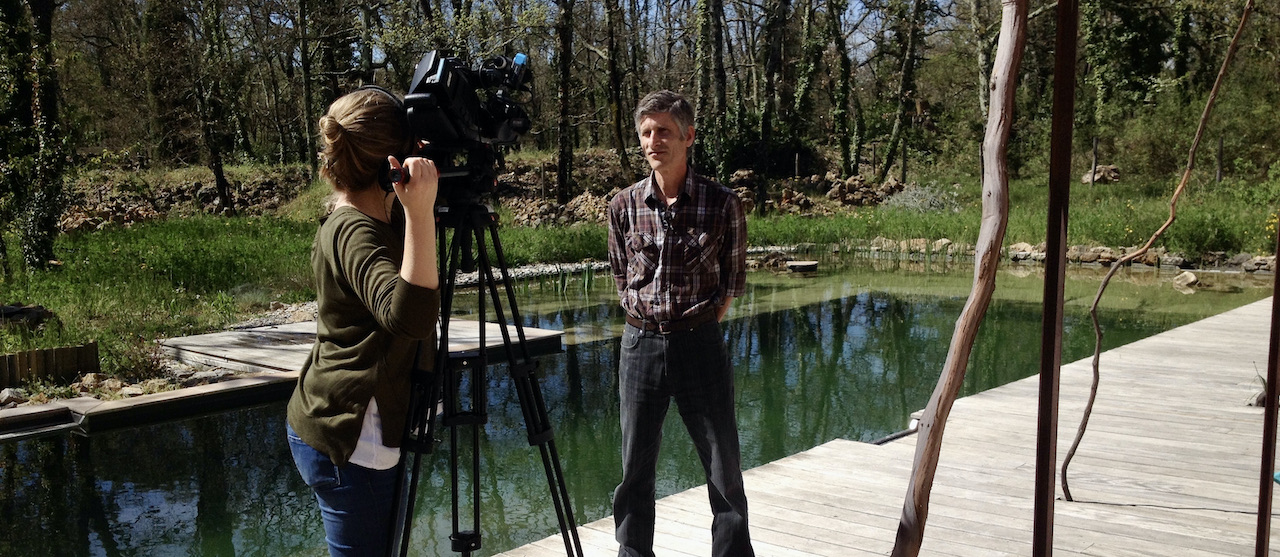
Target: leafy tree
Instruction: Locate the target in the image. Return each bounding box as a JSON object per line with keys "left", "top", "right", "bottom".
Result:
{"left": 0, "top": 0, "right": 34, "bottom": 276}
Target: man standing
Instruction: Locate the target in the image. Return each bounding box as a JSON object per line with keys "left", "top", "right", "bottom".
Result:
{"left": 607, "top": 90, "right": 754, "bottom": 557}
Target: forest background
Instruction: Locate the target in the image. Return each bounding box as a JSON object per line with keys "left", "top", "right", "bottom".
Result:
{"left": 2, "top": 0, "right": 1280, "bottom": 380}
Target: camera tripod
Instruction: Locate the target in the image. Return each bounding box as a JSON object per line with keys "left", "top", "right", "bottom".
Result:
{"left": 387, "top": 202, "right": 584, "bottom": 557}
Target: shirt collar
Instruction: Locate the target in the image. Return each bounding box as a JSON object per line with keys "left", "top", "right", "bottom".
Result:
{"left": 643, "top": 165, "right": 701, "bottom": 208}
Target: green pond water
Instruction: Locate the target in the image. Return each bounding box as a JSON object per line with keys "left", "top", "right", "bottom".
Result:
{"left": 0, "top": 254, "right": 1271, "bottom": 557}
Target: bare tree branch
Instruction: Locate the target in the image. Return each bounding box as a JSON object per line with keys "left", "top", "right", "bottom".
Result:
{"left": 1061, "top": 0, "right": 1255, "bottom": 503}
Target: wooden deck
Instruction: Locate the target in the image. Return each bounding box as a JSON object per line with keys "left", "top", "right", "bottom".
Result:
{"left": 0, "top": 320, "right": 562, "bottom": 440}
{"left": 501, "top": 296, "right": 1279, "bottom": 556}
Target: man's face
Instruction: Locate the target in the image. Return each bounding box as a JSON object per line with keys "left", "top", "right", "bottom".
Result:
{"left": 637, "top": 112, "right": 695, "bottom": 175}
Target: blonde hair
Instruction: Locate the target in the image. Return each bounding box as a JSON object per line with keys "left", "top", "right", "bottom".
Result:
{"left": 318, "top": 89, "right": 412, "bottom": 192}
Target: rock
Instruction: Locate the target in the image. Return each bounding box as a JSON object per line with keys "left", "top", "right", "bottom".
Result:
{"left": 1008, "top": 242, "right": 1034, "bottom": 261}
{"left": 80, "top": 373, "right": 106, "bottom": 388}
{"left": 1228, "top": 252, "right": 1254, "bottom": 267}
{"left": 908, "top": 238, "right": 928, "bottom": 253}
{"left": 0, "top": 388, "right": 27, "bottom": 405}
{"left": 1160, "top": 253, "right": 1188, "bottom": 268}
{"left": 1174, "top": 271, "right": 1198, "bottom": 288}
{"left": 786, "top": 261, "right": 819, "bottom": 272}
{"left": 1066, "top": 245, "right": 1084, "bottom": 262}
{"left": 932, "top": 238, "right": 952, "bottom": 254}
{"left": 118, "top": 386, "right": 145, "bottom": 397}
{"left": 180, "top": 370, "right": 233, "bottom": 388}
{"left": 101, "top": 378, "right": 125, "bottom": 391}
{"left": 1140, "top": 250, "right": 1161, "bottom": 267}
{"left": 869, "top": 236, "right": 897, "bottom": 252}
{"left": 1092, "top": 246, "right": 1116, "bottom": 266}
{"left": 140, "top": 378, "right": 172, "bottom": 394}
{"left": 1078, "top": 251, "right": 1099, "bottom": 264}
{"left": 1080, "top": 164, "right": 1120, "bottom": 184}
{"left": 1246, "top": 256, "right": 1271, "bottom": 273}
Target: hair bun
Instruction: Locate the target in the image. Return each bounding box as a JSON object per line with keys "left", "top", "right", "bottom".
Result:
{"left": 319, "top": 114, "right": 345, "bottom": 144}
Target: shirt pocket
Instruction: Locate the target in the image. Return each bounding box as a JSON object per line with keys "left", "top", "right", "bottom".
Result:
{"left": 626, "top": 232, "right": 659, "bottom": 288}
{"left": 681, "top": 231, "right": 719, "bottom": 276}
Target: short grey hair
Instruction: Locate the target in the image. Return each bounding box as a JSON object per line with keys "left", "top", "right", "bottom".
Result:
{"left": 633, "top": 90, "right": 695, "bottom": 138}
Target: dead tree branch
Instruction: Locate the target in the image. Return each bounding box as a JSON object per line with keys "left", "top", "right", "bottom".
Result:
{"left": 890, "top": 1, "right": 1027, "bottom": 555}
{"left": 1060, "top": 0, "right": 1255, "bottom": 502}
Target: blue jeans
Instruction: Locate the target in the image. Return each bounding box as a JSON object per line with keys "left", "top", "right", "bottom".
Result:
{"left": 613, "top": 321, "right": 754, "bottom": 557}
{"left": 287, "top": 424, "right": 398, "bottom": 557}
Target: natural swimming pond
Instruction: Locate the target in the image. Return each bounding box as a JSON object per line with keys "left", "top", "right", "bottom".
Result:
{"left": 0, "top": 254, "right": 1271, "bottom": 556}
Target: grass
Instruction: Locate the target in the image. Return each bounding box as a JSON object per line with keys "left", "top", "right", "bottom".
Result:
{"left": 2, "top": 215, "right": 315, "bottom": 378}
{"left": 3, "top": 165, "right": 1277, "bottom": 385}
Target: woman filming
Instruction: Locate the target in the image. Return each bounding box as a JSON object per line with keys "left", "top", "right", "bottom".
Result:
{"left": 286, "top": 88, "right": 441, "bottom": 557}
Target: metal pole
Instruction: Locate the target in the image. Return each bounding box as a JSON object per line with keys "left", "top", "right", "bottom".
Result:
{"left": 1255, "top": 224, "right": 1280, "bottom": 556}
{"left": 1035, "top": 0, "right": 1079, "bottom": 555}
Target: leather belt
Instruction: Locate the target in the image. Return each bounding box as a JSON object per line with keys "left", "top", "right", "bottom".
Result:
{"left": 625, "top": 310, "right": 717, "bottom": 334}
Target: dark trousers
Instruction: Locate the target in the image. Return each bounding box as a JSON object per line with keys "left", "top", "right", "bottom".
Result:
{"left": 613, "top": 320, "right": 755, "bottom": 557}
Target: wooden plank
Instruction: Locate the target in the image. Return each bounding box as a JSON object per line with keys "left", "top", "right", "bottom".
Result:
{"left": 496, "top": 297, "right": 1278, "bottom": 556}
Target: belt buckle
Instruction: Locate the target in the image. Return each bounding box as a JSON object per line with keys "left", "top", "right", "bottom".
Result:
{"left": 657, "top": 320, "right": 673, "bottom": 334}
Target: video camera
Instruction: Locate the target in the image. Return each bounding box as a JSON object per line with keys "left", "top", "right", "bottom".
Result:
{"left": 398, "top": 50, "right": 533, "bottom": 205}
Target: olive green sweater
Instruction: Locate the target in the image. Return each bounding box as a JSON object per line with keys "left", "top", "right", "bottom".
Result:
{"left": 286, "top": 206, "right": 440, "bottom": 467}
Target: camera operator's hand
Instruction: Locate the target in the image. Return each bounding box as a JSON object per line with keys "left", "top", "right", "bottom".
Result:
{"left": 387, "top": 155, "right": 439, "bottom": 218}
{"left": 388, "top": 155, "right": 440, "bottom": 289}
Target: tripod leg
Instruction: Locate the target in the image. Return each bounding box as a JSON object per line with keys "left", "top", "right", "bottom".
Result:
{"left": 471, "top": 212, "right": 585, "bottom": 557}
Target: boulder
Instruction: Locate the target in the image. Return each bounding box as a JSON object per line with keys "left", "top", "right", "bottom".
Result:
{"left": 1174, "top": 271, "right": 1198, "bottom": 288}
{"left": 1008, "top": 242, "right": 1034, "bottom": 261}
{"left": 1228, "top": 252, "right": 1254, "bottom": 267}
{"left": 869, "top": 236, "right": 897, "bottom": 252}
{"left": 1092, "top": 246, "right": 1116, "bottom": 266}
{"left": 932, "top": 238, "right": 953, "bottom": 254}
{"left": 1080, "top": 164, "right": 1120, "bottom": 184}
{"left": 0, "top": 388, "right": 27, "bottom": 405}
{"left": 1160, "top": 253, "right": 1189, "bottom": 268}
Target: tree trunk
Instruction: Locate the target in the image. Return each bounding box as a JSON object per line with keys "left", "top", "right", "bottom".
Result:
{"left": 971, "top": 0, "right": 992, "bottom": 116}
{"left": 875, "top": 0, "right": 926, "bottom": 184}
{"left": 0, "top": 0, "right": 33, "bottom": 275}
{"left": 827, "top": 0, "right": 854, "bottom": 176}
{"left": 555, "top": 0, "right": 575, "bottom": 205}
{"left": 710, "top": 0, "right": 727, "bottom": 182}
{"left": 605, "top": 0, "right": 633, "bottom": 180}
{"left": 757, "top": 0, "right": 791, "bottom": 211}
{"left": 299, "top": 0, "right": 318, "bottom": 175}
{"left": 890, "top": 1, "right": 1026, "bottom": 555}
{"left": 791, "top": 0, "right": 822, "bottom": 144}
{"left": 22, "top": 0, "right": 66, "bottom": 270}
{"left": 695, "top": 0, "right": 728, "bottom": 181}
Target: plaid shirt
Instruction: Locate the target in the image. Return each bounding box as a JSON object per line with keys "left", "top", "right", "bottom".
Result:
{"left": 607, "top": 167, "right": 747, "bottom": 323}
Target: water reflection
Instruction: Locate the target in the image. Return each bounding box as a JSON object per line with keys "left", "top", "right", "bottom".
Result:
{"left": 0, "top": 259, "right": 1267, "bottom": 556}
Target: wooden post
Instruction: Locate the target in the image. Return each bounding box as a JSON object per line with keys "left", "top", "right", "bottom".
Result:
{"left": 1090, "top": 136, "right": 1098, "bottom": 187}
{"left": 1036, "top": 0, "right": 1079, "bottom": 554}
{"left": 1259, "top": 223, "right": 1280, "bottom": 556}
